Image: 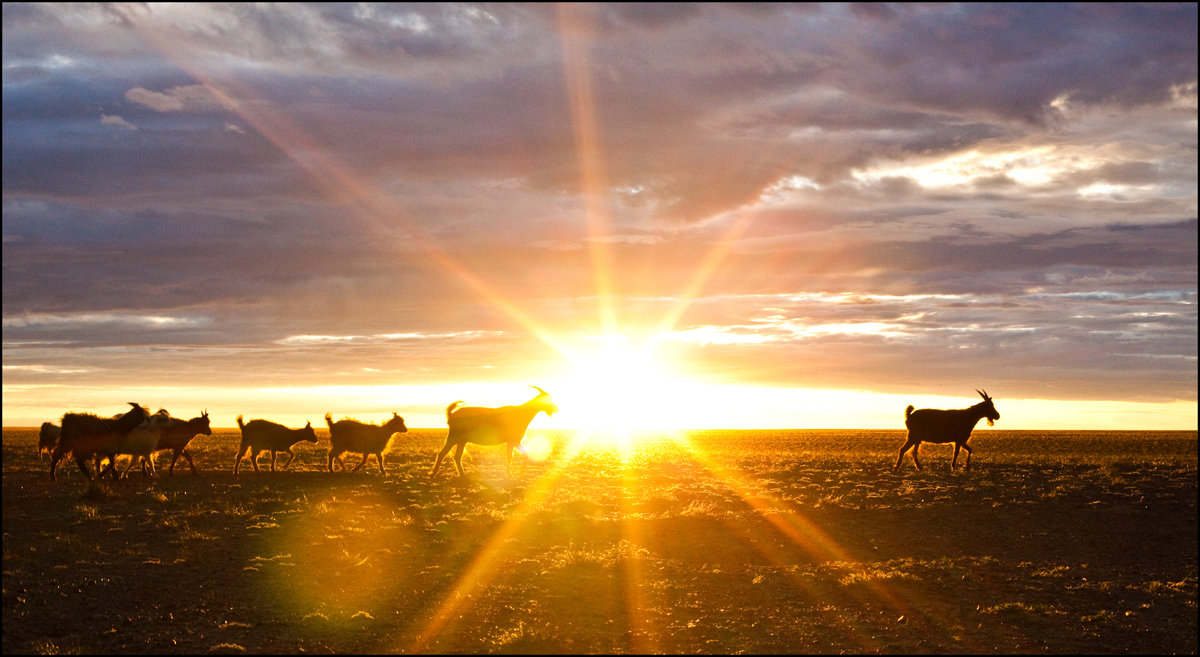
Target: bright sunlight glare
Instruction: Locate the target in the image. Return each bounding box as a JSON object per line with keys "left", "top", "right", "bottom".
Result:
{"left": 549, "top": 337, "right": 689, "bottom": 440}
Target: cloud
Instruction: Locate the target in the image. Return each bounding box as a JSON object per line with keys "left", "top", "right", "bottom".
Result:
{"left": 100, "top": 113, "right": 136, "bottom": 130}
{"left": 275, "top": 331, "right": 505, "bottom": 346}
{"left": 2, "top": 312, "right": 211, "bottom": 331}
{"left": 125, "top": 85, "right": 222, "bottom": 112}
{"left": 1, "top": 4, "right": 1195, "bottom": 408}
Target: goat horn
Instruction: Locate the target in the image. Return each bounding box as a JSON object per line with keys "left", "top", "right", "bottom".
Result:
{"left": 977, "top": 389, "right": 989, "bottom": 400}
{"left": 529, "top": 385, "right": 547, "bottom": 395}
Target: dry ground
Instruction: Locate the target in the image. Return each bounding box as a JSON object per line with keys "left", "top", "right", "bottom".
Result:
{"left": 3, "top": 428, "right": 1196, "bottom": 654}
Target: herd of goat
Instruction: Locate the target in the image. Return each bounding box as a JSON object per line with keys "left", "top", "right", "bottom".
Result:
{"left": 34, "top": 387, "right": 1001, "bottom": 481}
{"left": 38, "top": 386, "right": 561, "bottom": 481}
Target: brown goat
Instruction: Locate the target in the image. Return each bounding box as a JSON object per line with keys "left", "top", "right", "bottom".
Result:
{"left": 431, "top": 386, "right": 558, "bottom": 478}
{"left": 138, "top": 409, "right": 213, "bottom": 475}
{"left": 325, "top": 412, "right": 408, "bottom": 475}
{"left": 893, "top": 389, "right": 1000, "bottom": 472}
{"left": 234, "top": 415, "right": 318, "bottom": 474}
{"left": 50, "top": 403, "right": 150, "bottom": 481}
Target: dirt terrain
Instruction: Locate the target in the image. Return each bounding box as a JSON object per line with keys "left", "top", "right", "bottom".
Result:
{"left": 3, "top": 428, "right": 1196, "bottom": 654}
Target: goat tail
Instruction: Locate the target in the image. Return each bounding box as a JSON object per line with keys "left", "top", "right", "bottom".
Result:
{"left": 905, "top": 405, "right": 915, "bottom": 421}
{"left": 446, "top": 401, "right": 465, "bottom": 422}
{"left": 236, "top": 414, "right": 245, "bottom": 430}
{"left": 324, "top": 412, "right": 335, "bottom": 432}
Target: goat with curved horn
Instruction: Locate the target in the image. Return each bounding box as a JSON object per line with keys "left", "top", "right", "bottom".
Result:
{"left": 893, "top": 389, "right": 1000, "bottom": 473}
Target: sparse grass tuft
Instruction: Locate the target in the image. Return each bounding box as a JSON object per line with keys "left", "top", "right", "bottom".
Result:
{"left": 982, "top": 602, "right": 1058, "bottom": 615}
{"left": 837, "top": 567, "right": 921, "bottom": 586}
{"left": 1032, "top": 565, "right": 1070, "bottom": 577}
{"left": 81, "top": 481, "right": 117, "bottom": 502}
{"left": 1082, "top": 609, "right": 1117, "bottom": 623}
{"left": 28, "top": 639, "right": 85, "bottom": 655}
{"left": 491, "top": 621, "right": 529, "bottom": 646}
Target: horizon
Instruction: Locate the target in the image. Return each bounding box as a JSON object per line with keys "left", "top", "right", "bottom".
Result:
{"left": 3, "top": 4, "right": 1197, "bottom": 431}
{"left": 4, "top": 384, "right": 1196, "bottom": 431}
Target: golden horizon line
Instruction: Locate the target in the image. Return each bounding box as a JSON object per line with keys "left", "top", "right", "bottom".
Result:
{"left": 2, "top": 424, "right": 1195, "bottom": 432}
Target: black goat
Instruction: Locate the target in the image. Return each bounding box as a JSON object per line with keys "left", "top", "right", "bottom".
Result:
{"left": 893, "top": 389, "right": 1000, "bottom": 472}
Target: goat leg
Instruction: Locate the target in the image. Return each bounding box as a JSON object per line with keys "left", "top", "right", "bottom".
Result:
{"left": 431, "top": 443, "right": 454, "bottom": 477}
{"left": 893, "top": 438, "right": 917, "bottom": 471}
{"left": 452, "top": 443, "right": 466, "bottom": 477}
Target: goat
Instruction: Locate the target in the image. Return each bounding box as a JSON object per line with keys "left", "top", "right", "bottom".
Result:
{"left": 42, "top": 419, "right": 106, "bottom": 471}
{"left": 325, "top": 412, "right": 408, "bottom": 475}
{"left": 50, "top": 403, "right": 150, "bottom": 481}
{"left": 38, "top": 422, "right": 61, "bottom": 459}
{"left": 138, "top": 409, "right": 212, "bottom": 475}
{"left": 893, "top": 389, "right": 1000, "bottom": 473}
{"left": 99, "top": 410, "right": 174, "bottom": 478}
{"left": 431, "top": 386, "right": 558, "bottom": 478}
{"left": 234, "top": 416, "right": 318, "bottom": 474}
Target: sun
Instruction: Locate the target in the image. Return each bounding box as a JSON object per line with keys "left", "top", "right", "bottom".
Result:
{"left": 550, "top": 336, "right": 687, "bottom": 439}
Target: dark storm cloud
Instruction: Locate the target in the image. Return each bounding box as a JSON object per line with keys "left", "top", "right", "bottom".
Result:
{"left": 2, "top": 3, "right": 1196, "bottom": 404}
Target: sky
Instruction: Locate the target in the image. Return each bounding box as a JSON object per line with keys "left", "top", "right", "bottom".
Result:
{"left": 3, "top": 3, "right": 1197, "bottom": 430}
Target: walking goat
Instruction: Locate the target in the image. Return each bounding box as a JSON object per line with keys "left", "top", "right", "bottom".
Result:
{"left": 99, "top": 410, "right": 174, "bottom": 478}
{"left": 50, "top": 403, "right": 150, "bottom": 481}
{"left": 431, "top": 386, "right": 558, "bottom": 478}
{"left": 234, "top": 416, "right": 318, "bottom": 473}
{"left": 325, "top": 412, "right": 408, "bottom": 475}
{"left": 893, "top": 389, "right": 1000, "bottom": 472}
{"left": 139, "top": 410, "right": 212, "bottom": 475}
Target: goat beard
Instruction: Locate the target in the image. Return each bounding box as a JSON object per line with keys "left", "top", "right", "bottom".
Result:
{"left": 987, "top": 418, "right": 995, "bottom": 427}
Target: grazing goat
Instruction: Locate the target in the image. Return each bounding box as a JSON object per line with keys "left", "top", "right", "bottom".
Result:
{"left": 893, "top": 389, "right": 1000, "bottom": 473}
{"left": 431, "top": 386, "right": 558, "bottom": 478}
{"left": 139, "top": 409, "right": 212, "bottom": 475}
{"left": 38, "top": 422, "right": 61, "bottom": 459}
{"left": 50, "top": 403, "right": 150, "bottom": 481}
{"left": 325, "top": 412, "right": 408, "bottom": 475}
{"left": 234, "top": 416, "right": 318, "bottom": 474}
{"left": 99, "top": 411, "right": 174, "bottom": 478}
